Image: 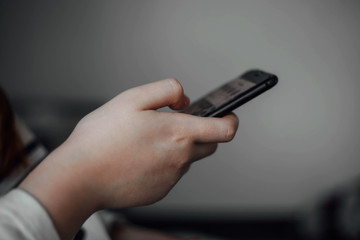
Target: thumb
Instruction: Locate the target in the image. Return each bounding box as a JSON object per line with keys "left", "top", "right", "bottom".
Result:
{"left": 127, "top": 78, "right": 189, "bottom": 110}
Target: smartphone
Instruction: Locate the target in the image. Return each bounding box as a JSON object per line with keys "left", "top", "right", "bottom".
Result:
{"left": 181, "top": 70, "right": 278, "bottom": 117}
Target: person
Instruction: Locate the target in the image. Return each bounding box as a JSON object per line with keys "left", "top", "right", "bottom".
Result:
{"left": 0, "top": 78, "right": 239, "bottom": 239}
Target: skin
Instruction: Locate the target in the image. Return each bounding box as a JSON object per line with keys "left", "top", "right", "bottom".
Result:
{"left": 19, "top": 78, "right": 239, "bottom": 240}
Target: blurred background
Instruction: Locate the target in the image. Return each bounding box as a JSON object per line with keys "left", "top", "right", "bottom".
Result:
{"left": 1, "top": 0, "right": 360, "bottom": 239}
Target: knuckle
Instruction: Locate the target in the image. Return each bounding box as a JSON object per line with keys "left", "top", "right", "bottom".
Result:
{"left": 166, "top": 78, "right": 183, "bottom": 97}
{"left": 169, "top": 128, "right": 193, "bottom": 166}
{"left": 171, "top": 129, "right": 191, "bottom": 146}
{"left": 224, "top": 123, "right": 237, "bottom": 141}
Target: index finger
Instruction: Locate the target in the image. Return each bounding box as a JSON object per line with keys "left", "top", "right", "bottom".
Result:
{"left": 179, "top": 113, "right": 239, "bottom": 143}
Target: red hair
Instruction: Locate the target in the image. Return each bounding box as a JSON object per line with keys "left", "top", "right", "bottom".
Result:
{"left": 0, "top": 87, "right": 27, "bottom": 178}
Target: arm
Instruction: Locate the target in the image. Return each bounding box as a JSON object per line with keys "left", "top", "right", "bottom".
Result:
{"left": 19, "top": 78, "right": 239, "bottom": 239}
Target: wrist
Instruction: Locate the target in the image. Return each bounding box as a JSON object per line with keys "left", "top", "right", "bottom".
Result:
{"left": 19, "top": 139, "right": 100, "bottom": 240}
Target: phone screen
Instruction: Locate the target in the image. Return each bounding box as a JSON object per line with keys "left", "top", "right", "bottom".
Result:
{"left": 182, "top": 77, "right": 256, "bottom": 117}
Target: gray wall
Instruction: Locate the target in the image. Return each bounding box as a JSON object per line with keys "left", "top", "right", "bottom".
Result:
{"left": 1, "top": 0, "right": 360, "bottom": 213}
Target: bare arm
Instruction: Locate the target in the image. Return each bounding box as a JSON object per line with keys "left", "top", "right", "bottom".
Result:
{"left": 19, "top": 78, "right": 239, "bottom": 240}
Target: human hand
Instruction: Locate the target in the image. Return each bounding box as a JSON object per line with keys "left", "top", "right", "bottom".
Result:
{"left": 68, "top": 78, "right": 238, "bottom": 208}
{"left": 20, "top": 78, "right": 238, "bottom": 239}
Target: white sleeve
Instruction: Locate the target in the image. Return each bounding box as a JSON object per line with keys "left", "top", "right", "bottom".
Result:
{"left": 0, "top": 189, "right": 60, "bottom": 240}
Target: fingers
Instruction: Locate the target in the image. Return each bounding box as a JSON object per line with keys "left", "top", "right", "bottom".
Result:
{"left": 191, "top": 143, "right": 218, "bottom": 162}
{"left": 126, "top": 78, "right": 190, "bottom": 110}
{"left": 180, "top": 113, "right": 239, "bottom": 143}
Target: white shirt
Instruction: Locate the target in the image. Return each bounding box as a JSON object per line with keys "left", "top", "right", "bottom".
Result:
{"left": 0, "top": 189, "right": 60, "bottom": 240}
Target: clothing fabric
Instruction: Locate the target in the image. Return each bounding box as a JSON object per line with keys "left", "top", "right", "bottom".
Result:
{"left": 0, "top": 189, "right": 60, "bottom": 240}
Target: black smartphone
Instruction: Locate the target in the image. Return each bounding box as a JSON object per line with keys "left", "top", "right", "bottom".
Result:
{"left": 181, "top": 70, "right": 278, "bottom": 117}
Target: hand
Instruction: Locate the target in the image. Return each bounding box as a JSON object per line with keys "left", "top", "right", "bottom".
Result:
{"left": 20, "top": 78, "right": 238, "bottom": 239}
